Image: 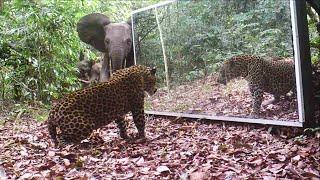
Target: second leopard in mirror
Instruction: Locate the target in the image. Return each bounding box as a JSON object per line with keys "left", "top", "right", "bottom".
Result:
{"left": 217, "top": 54, "right": 295, "bottom": 118}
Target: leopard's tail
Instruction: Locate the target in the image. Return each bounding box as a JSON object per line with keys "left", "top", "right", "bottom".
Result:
{"left": 48, "top": 118, "right": 58, "bottom": 146}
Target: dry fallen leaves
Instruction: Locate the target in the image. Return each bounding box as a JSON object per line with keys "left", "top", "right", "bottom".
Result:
{"left": 0, "top": 104, "right": 319, "bottom": 179}
{"left": 147, "top": 75, "right": 299, "bottom": 121}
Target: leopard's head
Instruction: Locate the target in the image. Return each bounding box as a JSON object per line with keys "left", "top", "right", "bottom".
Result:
{"left": 144, "top": 67, "right": 157, "bottom": 96}
{"left": 217, "top": 57, "right": 242, "bottom": 85}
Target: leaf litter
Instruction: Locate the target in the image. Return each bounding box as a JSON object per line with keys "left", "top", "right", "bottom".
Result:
{"left": 147, "top": 75, "right": 299, "bottom": 121}
{"left": 0, "top": 111, "right": 319, "bottom": 179}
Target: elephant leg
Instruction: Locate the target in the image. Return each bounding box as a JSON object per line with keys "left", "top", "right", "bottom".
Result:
{"left": 100, "top": 53, "right": 110, "bottom": 82}
{"left": 125, "top": 48, "right": 135, "bottom": 68}
{"left": 88, "top": 62, "right": 102, "bottom": 85}
{"left": 89, "top": 70, "right": 99, "bottom": 84}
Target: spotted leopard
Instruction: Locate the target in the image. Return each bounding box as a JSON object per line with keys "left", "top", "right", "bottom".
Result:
{"left": 48, "top": 65, "right": 157, "bottom": 146}
{"left": 217, "top": 55, "right": 295, "bottom": 117}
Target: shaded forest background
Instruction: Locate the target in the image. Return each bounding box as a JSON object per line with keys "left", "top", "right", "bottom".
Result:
{"left": 0, "top": 0, "right": 160, "bottom": 103}
{"left": 0, "top": 0, "right": 319, "bottom": 103}
{"left": 135, "top": 1, "right": 293, "bottom": 87}
{"left": 1, "top": 2, "right": 320, "bottom": 179}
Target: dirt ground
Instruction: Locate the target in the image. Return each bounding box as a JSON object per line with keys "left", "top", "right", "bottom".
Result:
{"left": 0, "top": 108, "right": 319, "bottom": 179}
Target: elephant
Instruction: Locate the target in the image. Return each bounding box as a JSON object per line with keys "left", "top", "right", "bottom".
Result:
{"left": 77, "top": 51, "right": 102, "bottom": 87}
{"left": 77, "top": 13, "right": 134, "bottom": 82}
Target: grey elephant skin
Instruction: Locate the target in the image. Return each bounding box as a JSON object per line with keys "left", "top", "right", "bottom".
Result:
{"left": 77, "top": 51, "right": 102, "bottom": 87}
{"left": 77, "top": 13, "right": 134, "bottom": 82}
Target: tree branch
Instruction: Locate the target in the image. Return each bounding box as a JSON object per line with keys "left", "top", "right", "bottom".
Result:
{"left": 306, "top": 0, "right": 320, "bottom": 17}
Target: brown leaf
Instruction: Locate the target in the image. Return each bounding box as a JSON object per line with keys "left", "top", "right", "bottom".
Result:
{"left": 63, "top": 159, "right": 71, "bottom": 167}
{"left": 122, "top": 172, "right": 134, "bottom": 179}
{"left": 118, "top": 157, "right": 129, "bottom": 165}
{"left": 74, "top": 159, "right": 84, "bottom": 168}
{"left": 249, "top": 158, "right": 263, "bottom": 166}
{"left": 134, "top": 157, "right": 145, "bottom": 166}
{"left": 285, "top": 164, "right": 304, "bottom": 179}
{"left": 19, "top": 173, "right": 33, "bottom": 179}
{"left": 275, "top": 154, "right": 286, "bottom": 162}
{"left": 156, "top": 165, "right": 170, "bottom": 173}
{"left": 53, "top": 164, "right": 66, "bottom": 172}
{"left": 0, "top": 166, "right": 7, "bottom": 179}
{"left": 218, "top": 144, "right": 228, "bottom": 152}
{"left": 227, "top": 148, "right": 248, "bottom": 155}
{"left": 31, "top": 174, "right": 43, "bottom": 179}
{"left": 180, "top": 172, "right": 188, "bottom": 180}
{"left": 189, "top": 171, "right": 209, "bottom": 180}
{"left": 61, "top": 153, "right": 77, "bottom": 163}
{"left": 292, "top": 155, "right": 300, "bottom": 162}
{"left": 262, "top": 176, "right": 277, "bottom": 180}
{"left": 19, "top": 146, "right": 28, "bottom": 156}
{"left": 0, "top": 97, "right": 318, "bottom": 179}
{"left": 89, "top": 157, "right": 100, "bottom": 162}
{"left": 140, "top": 167, "right": 150, "bottom": 175}
{"left": 302, "top": 168, "right": 320, "bottom": 178}
{"left": 37, "top": 161, "right": 56, "bottom": 171}
{"left": 48, "top": 151, "right": 55, "bottom": 157}
{"left": 268, "top": 164, "right": 284, "bottom": 174}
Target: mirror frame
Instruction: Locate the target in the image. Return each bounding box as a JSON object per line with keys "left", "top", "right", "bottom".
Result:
{"left": 131, "top": 0, "right": 315, "bottom": 128}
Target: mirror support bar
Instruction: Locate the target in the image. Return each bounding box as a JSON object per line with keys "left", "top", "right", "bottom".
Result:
{"left": 296, "top": 0, "right": 315, "bottom": 127}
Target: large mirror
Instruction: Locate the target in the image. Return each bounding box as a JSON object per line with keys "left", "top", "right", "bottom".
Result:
{"left": 132, "top": 0, "right": 306, "bottom": 127}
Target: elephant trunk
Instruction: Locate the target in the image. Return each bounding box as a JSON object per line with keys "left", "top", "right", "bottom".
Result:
{"left": 109, "top": 49, "right": 125, "bottom": 73}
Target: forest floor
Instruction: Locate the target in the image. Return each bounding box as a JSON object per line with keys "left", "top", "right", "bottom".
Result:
{"left": 0, "top": 103, "right": 319, "bottom": 179}
{"left": 147, "top": 74, "right": 299, "bottom": 121}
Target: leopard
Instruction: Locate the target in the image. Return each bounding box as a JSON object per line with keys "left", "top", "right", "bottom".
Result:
{"left": 47, "top": 65, "right": 157, "bottom": 146}
{"left": 217, "top": 54, "right": 295, "bottom": 117}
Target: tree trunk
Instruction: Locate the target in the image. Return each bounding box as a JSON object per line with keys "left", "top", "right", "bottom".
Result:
{"left": 0, "top": 0, "right": 3, "bottom": 12}
{"left": 155, "top": 7, "right": 170, "bottom": 91}
{"left": 0, "top": 72, "right": 4, "bottom": 100}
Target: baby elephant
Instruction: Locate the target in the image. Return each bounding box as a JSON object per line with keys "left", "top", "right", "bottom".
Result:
{"left": 77, "top": 13, "right": 134, "bottom": 82}
{"left": 77, "top": 52, "right": 102, "bottom": 87}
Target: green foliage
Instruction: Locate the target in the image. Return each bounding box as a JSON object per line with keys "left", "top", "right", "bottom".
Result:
{"left": 135, "top": 0, "right": 294, "bottom": 87}
{"left": 1, "top": 1, "right": 84, "bottom": 102}
{"left": 0, "top": 0, "right": 160, "bottom": 103}
{"left": 1, "top": 0, "right": 318, "bottom": 103}
{"left": 308, "top": 20, "right": 320, "bottom": 64}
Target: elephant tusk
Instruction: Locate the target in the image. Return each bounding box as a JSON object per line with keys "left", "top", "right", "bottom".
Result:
{"left": 78, "top": 79, "right": 91, "bottom": 84}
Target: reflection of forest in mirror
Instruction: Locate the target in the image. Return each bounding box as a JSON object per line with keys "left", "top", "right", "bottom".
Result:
{"left": 133, "top": 0, "right": 299, "bottom": 121}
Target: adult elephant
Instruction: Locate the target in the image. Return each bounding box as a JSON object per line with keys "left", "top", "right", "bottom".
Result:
{"left": 77, "top": 13, "right": 134, "bottom": 82}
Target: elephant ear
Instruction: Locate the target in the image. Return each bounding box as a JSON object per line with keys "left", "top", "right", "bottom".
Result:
{"left": 77, "top": 13, "right": 111, "bottom": 52}
{"left": 126, "top": 17, "right": 132, "bottom": 27}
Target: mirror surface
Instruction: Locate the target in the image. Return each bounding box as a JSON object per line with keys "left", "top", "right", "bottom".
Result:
{"left": 132, "top": 0, "right": 300, "bottom": 123}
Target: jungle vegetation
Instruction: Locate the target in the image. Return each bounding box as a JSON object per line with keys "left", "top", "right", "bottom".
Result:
{"left": 0, "top": 0, "right": 319, "bottom": 103}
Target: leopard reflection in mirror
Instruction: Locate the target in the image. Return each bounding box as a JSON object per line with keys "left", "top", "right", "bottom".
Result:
{"left": 217, "top": 55, "right": 296, "bottom": 118}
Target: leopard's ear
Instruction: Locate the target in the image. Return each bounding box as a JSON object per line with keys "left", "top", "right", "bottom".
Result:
{"left": 150, "top": 67, "right": 156, "bottom": 75}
